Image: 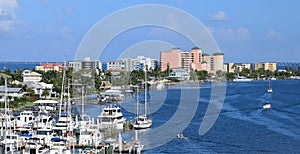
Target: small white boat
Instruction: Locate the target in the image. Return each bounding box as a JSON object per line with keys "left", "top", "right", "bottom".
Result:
{"left": 263, "top": 102, "right": 271, "bottom": 109}
{"left": 133, "top": 115, "right": 152, "bottom": 129}
{"left": 133, "top": 73, "right": 152, "bottom": 130}
{"left": 177, "top": 133, "right": 185, "bottom": 139}
{"left": 233, "top": 76, "right": 253, "bottom": 82}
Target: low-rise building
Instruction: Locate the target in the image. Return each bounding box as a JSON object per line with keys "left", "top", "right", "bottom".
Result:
{"left": 0, "top": 86, "right": 24, "bottom": 102}
{"left": 106, "top": 61, "right": 125, "bottom": 71}
{"left": 254, "top": 62, "right": 277, "bottom": 72}
{"left": 68, "top": 57, "right": 102, "bottom": 71}
{"left": 21, "top": 70, "right": 42, "bottom": 82}
{"left": 169, "top": 68, "right": 190, "bottom": 80}
{"left": 35, "top": 63, "right": 70, "bottom": 72}
{"left": 225, "top": 62, "right": 252, "bottom": 73}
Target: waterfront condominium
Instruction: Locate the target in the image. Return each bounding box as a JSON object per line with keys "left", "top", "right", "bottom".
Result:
{"left": 160, "top": 47, "right": 223, "bottom": 74}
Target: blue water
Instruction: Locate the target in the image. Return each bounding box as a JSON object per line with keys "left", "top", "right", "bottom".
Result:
{"left": 85, "top": 80, "right": 300, "bottom": 153}
{"left": 0, "top": 62, "right": 39, "bottom": 72}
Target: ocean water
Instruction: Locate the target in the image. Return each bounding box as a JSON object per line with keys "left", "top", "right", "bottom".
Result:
{"left": 0, "top": 62, "right": 39, "bottom": 72}
{"left": 86, "top": 80, "right": 300, "bottom": 153}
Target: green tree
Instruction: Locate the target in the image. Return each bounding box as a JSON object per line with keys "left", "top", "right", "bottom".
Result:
{"left": 196, "top": 70, "right": 208, "bottom": 80}
{"left": 42, "top": 89, "right": 49, "bottom": 99}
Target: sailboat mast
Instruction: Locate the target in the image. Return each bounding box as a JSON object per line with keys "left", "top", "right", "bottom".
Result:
{"left": 81, "top": 84, "right": 84, "bottom": 116}
{"left": 59, "top": 58, "right": 67, "bottom": 118}
{"left": 136, "top": 86, "right": 139, "bottom": 119}
{"left": 144, "top": 70, "right": 147, "bottom": 116}
{"left": 4, "top": 78, "right": 7, "bottom": 153}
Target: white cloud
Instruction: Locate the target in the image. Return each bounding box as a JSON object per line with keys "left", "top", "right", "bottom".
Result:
{"left": 210, "top": 11, "right": 228, "bottom": 21}
{"left": 208, "top": 27, "right": 251, "bottom": 42}
{"left": 0, "top": 0, "right": 18, "bottom": 32}
{"left": 167, "top": 12, "right": 179, "bottom": 28}
{"left": 267, "top": 28, "right": 283, "bottom": 42}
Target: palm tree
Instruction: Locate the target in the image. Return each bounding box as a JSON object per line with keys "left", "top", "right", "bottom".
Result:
{"left": 42, "top": 89, "right": 49, "bottom": 99}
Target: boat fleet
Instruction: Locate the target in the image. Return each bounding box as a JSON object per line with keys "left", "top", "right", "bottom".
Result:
{"left": 0, "top": 76, "right": 150, "bottom": 154}
{"left": 0, "top": 100, "right": 147, "bottom": 153}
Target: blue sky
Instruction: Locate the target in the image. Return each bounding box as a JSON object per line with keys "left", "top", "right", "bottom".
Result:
{"left": 0, "top": 0, "right": 299, "bottom": 63}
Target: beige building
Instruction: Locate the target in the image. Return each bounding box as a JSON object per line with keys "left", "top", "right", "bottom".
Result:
{"left": 254, "top": 62, "right": 277, "bottom": 72}
{"left": 202, "top": 53, "right": 224, "bottom": 74}
{"left": 21, "top": 70, "right": 42, "bottom": 82}
{"left": 225, "top": 63, "right": 251, "bottom": 73}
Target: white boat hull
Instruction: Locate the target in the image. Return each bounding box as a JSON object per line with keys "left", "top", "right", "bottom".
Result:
{"left": 233, "top": 78, "right": 253, "bottom": 82}
{"left": 263, "top": 104, "right": 271, "bottom": 109}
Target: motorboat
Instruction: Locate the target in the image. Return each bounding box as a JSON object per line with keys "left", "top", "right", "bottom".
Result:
{"left": 16, "top": 110, "right": 36, "bottom": 127}
{"left": 263, "top": 101, "right": 271, "bottom": 109}
{"left": 52, "top": 112, "right": 76, "bottom": 136}
{"left": 98, "top": 105, "right": 126, "bottom": 125}
{"left": 233, "top": 76, "right": 253, "bottom": 82}
{"left": 35, "top": 110, "right": 54, "bottom": 129}
{"left": 23, "top": 137, "right": 50, "bottom": 154}
{"left": 49, "top": 137, "right": 71, "bottom": 154}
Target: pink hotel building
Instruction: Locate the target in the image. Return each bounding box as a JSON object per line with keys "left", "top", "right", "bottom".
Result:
{"left": 160, "top": 47, "right": 224, "bottom": 73}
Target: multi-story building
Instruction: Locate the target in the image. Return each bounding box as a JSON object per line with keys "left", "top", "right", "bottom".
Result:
{"left": 160, "top": 47, "right": 203, "bottom": 72}
{"left": 160, "top": 48, "right": 182, "bottom": 71}
{"left": 254, "top": 62, "right": 277, "bottom": 72}
{"left": 133, "top": 56, "right": 157, "bottom": 71}
{"left": 225, "top": 63, "right": 251, "bottom": 73}
{"left": 122, "top": 58, "right": 135, "bottom": 72}
{"left": 21, "top": 70, "right": 42, "bottom": 82}
{"left": 35, "top": 63, "right": 70, "bottom": 72}
{"left": 106, "top": 60, "right": 125, "bottom": 71}
{"left": 68, "top": 57, "right": 102, "bottom": 71}
{"left": 202, "top": 53, "right": 224, "bottom": 74}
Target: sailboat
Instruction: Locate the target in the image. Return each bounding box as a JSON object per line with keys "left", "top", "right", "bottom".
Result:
{"left": 267, "top": 79, "right": 273, "bottom": 93}
{"left": 133, "top": 71, "right": 152, "bottom": 129}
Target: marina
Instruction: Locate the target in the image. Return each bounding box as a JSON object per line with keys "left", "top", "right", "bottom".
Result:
{"left": 0, "top": 80, "right": 299, "bottom": 153}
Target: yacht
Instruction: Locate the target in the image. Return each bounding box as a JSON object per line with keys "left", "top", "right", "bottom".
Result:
{"left": 0, "top": 134, "right": 22, "bottom": 152}
{"left": 233, "top": 76, "right": 253, "bottom": 82}
{"left": 23, "top": 137, "right": 50, "bottom": 154}
{"left": 36, "top": 128, "right": 55, "bottom": 145}
{"left": 52, "top": 112, "right": 76, "bottom": 137}
{"left": 35, "top": 110, "right": 54, "bottom": 129}
{"left": 98, "top": 105, "right": 126, "bottom": 125}
{"left": 263, "top": 101, "right": 271, "bottom": 109}
{"left": 16, "top": 110, "right": 36, "bottom": 127}
{"left": 49, "top": 137, "right": 71, "bottom": 154}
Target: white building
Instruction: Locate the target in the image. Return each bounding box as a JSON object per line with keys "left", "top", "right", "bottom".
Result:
{"left": 21, "top": 70, "right": 42, "bottom": 82}
{"left": 68, "top": 57, "right": 102, "bottom": 71}
{"left": 122, "top": 58, "right": 135, "bottom": 72}
{"left": 106, "top": 61, "right": 125, "bottom": 71}
{"left": 169, "top": 68, "right": 190, "bottom": 80}
{"left": 133, "top": 56, "right": 157, "bottom": 71}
